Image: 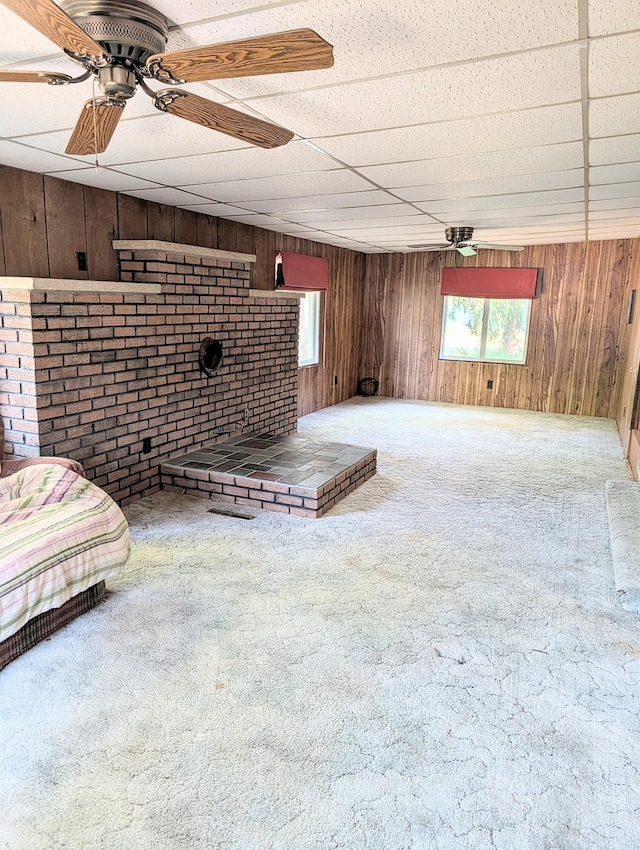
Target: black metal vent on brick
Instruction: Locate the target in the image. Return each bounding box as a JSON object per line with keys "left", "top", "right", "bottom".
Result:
{"left": 199, "top": 338, "right": 223, "bottom": 377}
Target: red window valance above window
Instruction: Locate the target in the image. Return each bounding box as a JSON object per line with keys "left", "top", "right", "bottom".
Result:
{"left": 441, "top": 267, "right": 539, "bottom": 299}
{"left": 275, "top": 251, "right": 329, "bottom": 291}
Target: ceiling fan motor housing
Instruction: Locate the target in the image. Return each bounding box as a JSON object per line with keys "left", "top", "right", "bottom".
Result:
{"left": 60, "top": 0, "right": 168, "bottom": 64}
{"left": 446, "top": 226, "right": 474, "bottom": 244}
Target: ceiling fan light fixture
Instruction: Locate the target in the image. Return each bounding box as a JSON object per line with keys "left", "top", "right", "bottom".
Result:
{"left": 457, "top": 245, "right": 477, "bottom": 256}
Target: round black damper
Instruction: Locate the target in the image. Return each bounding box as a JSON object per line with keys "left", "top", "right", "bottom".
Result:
{"left": 199, "top": 338, "right": 223, "bottom": 377}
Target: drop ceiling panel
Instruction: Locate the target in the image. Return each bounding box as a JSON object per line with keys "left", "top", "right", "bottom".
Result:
{"left": 249, "top": 46, "right": 581, "bottom": 138}
{"left": 589, "top": 34, "right": 640, "bottom": 98}
{"left": 310, "top": 104, "right": 583, "bottom": 167}
{"left": 151, "top": 0, "right": 288, "bottom": 25}
{"left": 590, "top": 181, "right": 640, "bottom": 200}
{"left": 240, "top": 190, "right": 397, "bottom": 213}
{"left": 184, "top": 169, "right": 374, "bottom": 202}
{"left": 284, "top": 204, "right": 418, "bottom": 224}
{"left": 590, "top": 197, "right": 640, "bottom": 210}
{"left": 116, "top": 141, "right": 335, "bottom": 184}
{"left": 0, "top": 140, "right": 88, "bottom": 173}
{"left": 441, "top": 206, "right": 585, "bottom": 224}
{"left": 589, "top": 93, "right": 640, "bottom": 138}
{"left": 176, "top": 0, "right": 579, "bottom": 100}
{"left": 589, "top": 207, "right": 640, "bottom": 224}
{"left": 178, "top": 202, "right": 269, "bottom": 217}
{"left": 32, "top": 113, "right": 252, "bottom": 167}
{"left": 319, "top": 214, "right": 434, "bottom": 232}
{"left": 417, "top": 188, "right": 584, "bottom": 214}
{"left": 47, "top": 168, "right": 158, "bottom": 193}
{"left": 395, "top": 170, "right": 584, "bottom": 202}
{"left": 589, "top": 163, "right": 640, "bottom": 185}
{"left": 590, "top": 135, "right": 640, "bottom": 166}
{"left": 360, "top": 142, "right": 584, "bottom": 187}
{"left": 588, "top": 0, "right": 640, "bottom": 36}
{"left": 0, "top": 6, "right": 61, "bottom": 64}
{"left": 126, "top": 186, "right": 222, "bottom": 206}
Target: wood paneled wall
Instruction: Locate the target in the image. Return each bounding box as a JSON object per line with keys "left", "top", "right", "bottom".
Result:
{"left": 614, "top": 241, "right": 640, "bottom": 465}
{"left": 361, "top": 240, "right": 640, "bottom": 418}
{"left": 0, "top": 165, "right": 365, "bottom": 417}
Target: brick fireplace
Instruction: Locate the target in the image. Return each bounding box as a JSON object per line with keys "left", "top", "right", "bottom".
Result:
{"left": 0, "top": 240, "right": 299, "bottom": 505}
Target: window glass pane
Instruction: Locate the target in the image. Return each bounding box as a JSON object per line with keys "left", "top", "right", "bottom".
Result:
{"left": 298, "top": 291, "right": 320, "bottom": 367}
{"left": 441, "top": 296, "right": 483, "bottom": 359}
{"left": 483, "top": 299, "right": 530, "bottom": 363}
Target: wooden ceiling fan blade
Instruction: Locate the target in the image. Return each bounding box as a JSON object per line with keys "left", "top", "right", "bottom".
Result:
{"left": 0, "top": 0, "right": 108, "bottom": 60}
{"left": 65, "top": 98, "right": 125, "bottom": 155}
{"left": 0, "top": 68, "right": 72, "bottom": 83}
{"left": 156, "top": 90, "right": 294, "bottom": 149}
{"left": 146, "top": 29, "right": 334, "bottom": 83}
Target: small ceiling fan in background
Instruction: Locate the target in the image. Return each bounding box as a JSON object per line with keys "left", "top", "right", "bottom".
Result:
{"left": 410, "top": 226, "right": 525, "bottom": 255}
{"left": 0, "top": 0, "right": 334, "bottom": 153}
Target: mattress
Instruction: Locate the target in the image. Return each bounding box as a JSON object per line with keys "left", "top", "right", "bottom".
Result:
{"left": 0, "top": 463, "right": 129, "bottom": 643}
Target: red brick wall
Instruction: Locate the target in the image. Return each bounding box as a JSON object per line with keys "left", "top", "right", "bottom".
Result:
{"left": 0, "top": 247, "right": 299, "bottom": 504}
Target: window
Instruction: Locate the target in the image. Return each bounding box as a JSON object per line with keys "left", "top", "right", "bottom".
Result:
{"left": 440, "top": 296, "right": 531, "bottom": 364}
{"left": 297, "top": 290, "right": 322, "bottom": 367}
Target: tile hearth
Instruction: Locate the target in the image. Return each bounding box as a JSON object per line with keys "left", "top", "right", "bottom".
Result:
{"left": 161, "top": 434, "right": 377, "bottom": 517}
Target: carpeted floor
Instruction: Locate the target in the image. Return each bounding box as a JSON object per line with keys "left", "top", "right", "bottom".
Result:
{"left": 2, "top": 398, "right": 640, "bottom": 850}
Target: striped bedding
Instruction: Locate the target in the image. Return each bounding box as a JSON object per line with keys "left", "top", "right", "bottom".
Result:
{"left": 0, "top": 462, "right": 129, "bottom": 643}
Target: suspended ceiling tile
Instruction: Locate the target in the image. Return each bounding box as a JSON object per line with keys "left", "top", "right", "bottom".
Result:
{"left": 394, "top": 170, "right": 585, "bottom": 202}
{"left": 285, "top": 204, "right": 417, "bottom": 224}
{"left": 240, "top": 190, "right": 397, "bottom": 213}
{"left": 249, "top": 45, "right": 581, "bottom": 138}
{"left": 0, "top": 5, "right": 62, "bottom": 63}
{"left": 359, "top": 142, "right": 584, "bottom": 187}
{"left": 417, "top": 187, "right": 584, "bottom": 214}
{"left": 590, "top": 134, "right": 640, "bottom": 166}
{"left": 176, "top": 202, "right": 257, "bottom": 216}
{"left": 60, "top": 113, "right": 252, "bottom": 168}
{"left": 590, "top": 181, "right": 640, "bottom": 200}
{"left": 325, "top": 225, "right": 446, "bottom": 239}
{"left": 589, "top": 197, "right": 640, "bottom": 210}
{"left": 589, "top": 163, "right": 640, "bottom": 185}
{"left": 310, "top": 104, "right": 583, "bottom": 167}
{"left": 115, "top": 140, "right": 334, "bottom": 184}
{"left": 589, "top": 208, "right": 640, "bottom": 220}
{"left": 441, "top": 207, "right": 585, "bottom": 225}
{"left": 589, "top": 34, "right": 640, "bottom": 98}
{"left": 151, "top": 0, "right": 287, "bottom": 25}
{"left": 0, "top": 77, "right": 108, "bottom": 138}
{"left": 446, "top": 216, "right": 585, "bottom": 230}
{"left": 184, "top": 169, "right": 374, "bottom": 202}
{"left": 258, "top": 223, "right": 324, "bottom": 234}
{"left": 175, "top": 0, "right": 578, "bottom": 100}
{"left": 125, "top": 186, "right": 218, "bottom": 206}
{"left": 212, "top": 213, "right": 292, "bottom": 226}
{"left": 46, "top": 168, "right": 158, "bottom": 193}
{"left": 318, "top": 214, "right": 436, "bottom": 232}
{"left": 589, "top": 93, "right": 640, "bottom": 138}
{"left": 588, "top": 0, "right": 640, "bottom": 36}
{"left": 0, "top": 140, "right": 88, "bottom": 173}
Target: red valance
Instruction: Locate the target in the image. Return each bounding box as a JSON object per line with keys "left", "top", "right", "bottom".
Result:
{"left": 275, "top": 251, "right": 329, "bottom": 291}
{"left": 441, "top": 267, "right": 538, "bottom": 299}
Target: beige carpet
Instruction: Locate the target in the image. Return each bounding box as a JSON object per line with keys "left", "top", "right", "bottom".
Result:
{"left": 2, "top": 398, "right": 640, "bottom": 850}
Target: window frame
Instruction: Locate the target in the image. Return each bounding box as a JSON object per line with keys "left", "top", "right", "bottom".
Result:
{"left": 439, "top": 295, "right": 533, "bottom": 366}
{"left": 294, "top": 289, "right": 324, "bottom": 368}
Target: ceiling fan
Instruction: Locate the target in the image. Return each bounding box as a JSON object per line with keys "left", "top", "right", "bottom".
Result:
{"left": 409, "top": 226, "right": 525, "bottom": 255}
{"left": 0, "top": 0, "right": 334, "bottom": 153}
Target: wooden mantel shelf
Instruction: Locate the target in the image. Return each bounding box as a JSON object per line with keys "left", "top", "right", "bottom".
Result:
{"left": 0, "top": 277, "right": 161, "bottom": 294}
{"left": 113, "top": 240, "right": 256, "bottom": 264}
{"left": 249, "top": 289, "right": 304, "bottom": 299}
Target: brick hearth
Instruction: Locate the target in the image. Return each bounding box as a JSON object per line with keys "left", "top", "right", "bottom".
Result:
{"left": 0, "top": 241, "right": 299, "bottom": 505}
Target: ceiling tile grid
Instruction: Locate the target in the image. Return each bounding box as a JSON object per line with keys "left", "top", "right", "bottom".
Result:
{"left": 0, "top": 0, "right": 638, "bottom": 250}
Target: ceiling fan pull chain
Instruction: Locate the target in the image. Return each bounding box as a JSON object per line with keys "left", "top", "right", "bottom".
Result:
{"left": 91, "top": 75, "right": 99, "bottom": 168}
